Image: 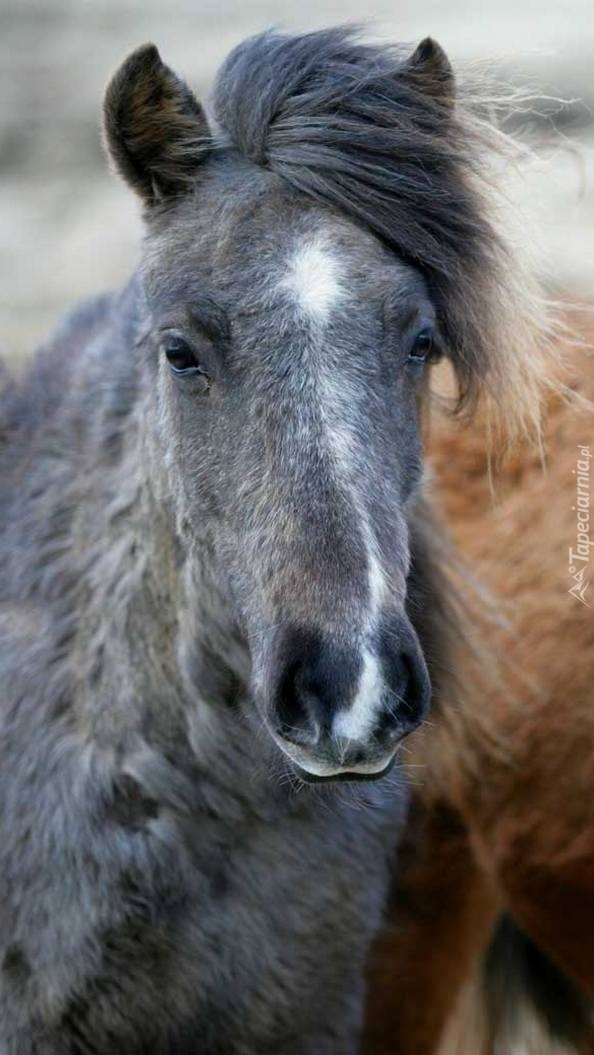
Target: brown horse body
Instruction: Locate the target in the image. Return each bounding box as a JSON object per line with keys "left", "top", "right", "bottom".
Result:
{"left": 364, "top": 319, "right": 594, "bottom": 1053}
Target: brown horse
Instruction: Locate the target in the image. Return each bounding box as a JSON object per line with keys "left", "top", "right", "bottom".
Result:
{"left": 363, "top": 314, "right": 594, "bottom": 1054}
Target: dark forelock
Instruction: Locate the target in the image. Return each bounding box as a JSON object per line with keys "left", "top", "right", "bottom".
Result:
{"left": 208, "top": 28, "right": 551, "bottom": 437}
{"left": 211, "top": 28, "right": 497, "bottom": 286}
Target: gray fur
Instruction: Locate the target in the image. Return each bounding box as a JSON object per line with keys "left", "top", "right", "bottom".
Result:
{"left": 0, "top": 29, "right": 460, "bottom": 1054}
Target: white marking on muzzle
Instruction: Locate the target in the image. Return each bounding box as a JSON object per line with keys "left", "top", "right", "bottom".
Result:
{"left": 331, "top": 511, "right": 389, "bottom": 742}
{"left": 332, "top": 647, "right": 384, "bottom": 742}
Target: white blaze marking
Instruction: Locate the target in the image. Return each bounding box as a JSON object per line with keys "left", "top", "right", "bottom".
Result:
{"left": 319, "top": 389, "right": 389, "bottom": 742}
{"left": 333, "top": 650, "right": 384, "bottom": 743}
{"left": 367, "top": 543, "right": 386, "bottom": 613}
{"left": 280, "top": 232, "right": 391, "bottom": 754}
{"left": 280, "top": 236, "right": 344, "bottom": 321}
{"left": 330, "top": 490, "right": 389, "bottom": 743}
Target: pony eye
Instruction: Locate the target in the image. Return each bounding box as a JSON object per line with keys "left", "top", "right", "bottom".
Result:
{"left": 161, "top": 335, "right": 209, "bottom": 386}
{"left": 409, "top": 328, "right": 438, "bottom": 363}
{"left": 162, "top": 335, "right": 198, "bottom": 373}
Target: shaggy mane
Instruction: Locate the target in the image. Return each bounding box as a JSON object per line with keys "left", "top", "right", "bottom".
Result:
{"left": 212, "top": 27, "right": 562, "bottom": 443}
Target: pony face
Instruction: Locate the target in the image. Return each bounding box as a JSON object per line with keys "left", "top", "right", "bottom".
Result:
{"left": 138, "top": 168, "right": 433, "bottom": 778}
{"left": 103, "top": 29, "right": 542, "bottom": 779}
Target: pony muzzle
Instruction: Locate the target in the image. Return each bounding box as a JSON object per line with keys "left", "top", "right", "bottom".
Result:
{"left": 256, "top": 619, "right": 431, "bottom": 780}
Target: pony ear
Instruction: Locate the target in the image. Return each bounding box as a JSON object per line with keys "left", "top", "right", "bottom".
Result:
{"left": 401, "top": 37, "right": 455, "bottom": 105}
{"left": 103, "top": 44, "right": 212, "bottom": 203}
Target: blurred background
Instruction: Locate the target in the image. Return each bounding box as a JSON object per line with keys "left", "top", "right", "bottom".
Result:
{"left": 1, "top": 0, "right": 593, "bottom": 364}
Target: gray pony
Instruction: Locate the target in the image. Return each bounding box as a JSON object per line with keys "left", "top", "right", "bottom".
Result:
{"left": 0, "top": 27, "right": 537, "bottom": 1055}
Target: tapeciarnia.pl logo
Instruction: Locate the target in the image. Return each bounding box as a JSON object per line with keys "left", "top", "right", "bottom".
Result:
{"left": 568, "top": 445, "right": 591, "bottom": 606}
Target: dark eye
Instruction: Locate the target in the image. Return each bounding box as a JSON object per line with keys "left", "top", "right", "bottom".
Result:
{"left": 409, "top": 328, "right": 438, "bottom": 364}
{"left": 162, "top": 335, "right": 198, "bottom": 373}
{"left": 161, "top": 335, "right": 210, "bottom": 387}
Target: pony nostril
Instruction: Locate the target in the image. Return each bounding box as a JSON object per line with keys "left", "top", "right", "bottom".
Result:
{"left": 378, "top": 644, "right": 431, "bottom": 739}
{"left": 273, "top": 656, "right": 320, "bottom": 746}
{"left": 274, "top": 716, "right": 319, "bottom": 747}
{"left": 267, "top": 627, "right": 360, "bottom": 748}
{"left": 377, "top": 702, "right": 404, "bottom": 739}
